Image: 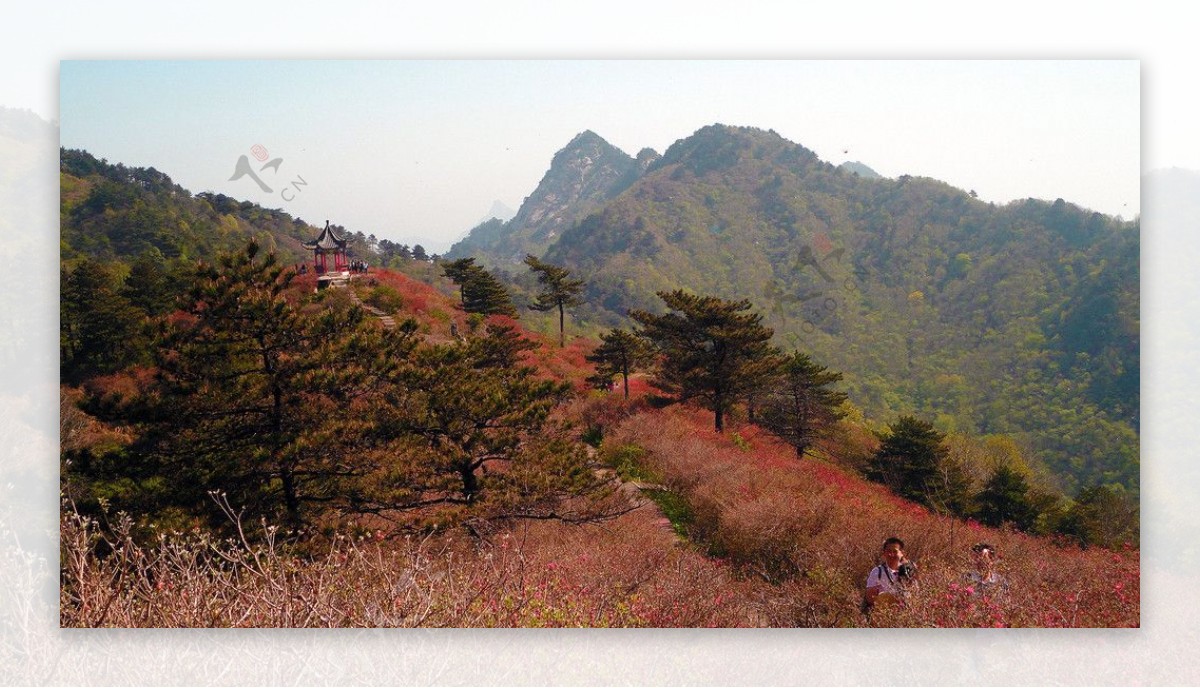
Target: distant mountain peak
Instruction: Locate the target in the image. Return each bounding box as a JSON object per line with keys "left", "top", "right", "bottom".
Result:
{"left": 657, "top": 122, "right": 819, "bottom": 176}
{"left": 569, "top": 129, "right": 606, "bottom": 145}
{"left": 553, "top": 130, "right": 631, "bottom": 166}
{"left": 478, "top": 199, "right": 516, "bottom": 225}
{"left": 838, "top": 161, "right": 883, "bottom": 179}
{"left": 446, "top": 129, "right": 640, "bottom": 263}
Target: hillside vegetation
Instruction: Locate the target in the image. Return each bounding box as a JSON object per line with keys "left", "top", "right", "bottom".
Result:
{"left": 62, "top": 321, "right": 1139, "bottom": 627}
{"left": 59, "top": 146, "right": 1138, "bottom": 628}
{"left": 454, "top": 125, "right": 1139, "bottom": 497}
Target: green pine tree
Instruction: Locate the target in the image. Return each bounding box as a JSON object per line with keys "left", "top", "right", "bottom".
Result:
{"left": 867, "top": 416, "right": 971, "bottom": 514}
{"left": 524, "top": 254, "right": 585, "bottom": 347}
{"left": 124, "top": 247, "right": 176, "bottom": 316}
{"left": 128, "top": 241, "right": 414, "bottom": 529}
{"left": 631, "top": 290, "right": 781, "bottom": 433}
{"left": 758, "top": 351, "right": 848, "bottom": 459}
{"left": 61, "top": 259, "right": 147, "bottom": 382}
{"left": 585, "top": 328, "right": 654, "bottom": 399}
{"left": 442, "top": 257, "right": 481, "bottom": 305}
{"left": 446, "top": 261, "right": 516, "bottom": 317}
{"left": 374, "top": 329, "right": 585, "bottom": 513}
{"left": 1059, "top": 483, "right": 1139, "bottom": 549}
{"left": 976, "top": 463, "right": 1039, "bottom": 530}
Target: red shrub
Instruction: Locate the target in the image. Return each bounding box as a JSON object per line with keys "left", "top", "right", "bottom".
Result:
{"left": 603, "top": 405, "right": 1139, "bottom": 627}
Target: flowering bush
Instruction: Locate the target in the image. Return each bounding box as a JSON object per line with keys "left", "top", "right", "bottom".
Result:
{"left": 602, "top": 406, "right": 1139, "bottom": 628}
{"left": 60, "top": 403, "right": 1139, "bottom": 628}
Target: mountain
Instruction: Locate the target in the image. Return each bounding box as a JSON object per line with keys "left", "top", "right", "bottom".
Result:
{"left": 478, "top": 199, "right": 517, "bottom": 225}
{"left": 1, "top": 108, "right": 58, "bottom": 385}
{"left": 838, "top": 160, "right": 883, "bottom": 179}
{"left": 59, "top": 148, "right": 350, "bottom": 267}
{"left": 446, "top": 130, "right": 649, "bottom": 265}
{"left": 472, "top": 124, "right": 1140, "bottom": 495}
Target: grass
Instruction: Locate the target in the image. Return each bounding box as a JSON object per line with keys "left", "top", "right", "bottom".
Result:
{"left": 60, "top": 399, "right": 1140, "bottom": 628}
{"left": 644, "top": 489, "right": 694, "bottom": 539}
{"left": 58, "top": 269, "right": 1140, "bottom": 628}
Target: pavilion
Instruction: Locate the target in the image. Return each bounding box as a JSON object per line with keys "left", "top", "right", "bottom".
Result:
{"left": 303, "top": 220, "right": 349, "bottom": 275}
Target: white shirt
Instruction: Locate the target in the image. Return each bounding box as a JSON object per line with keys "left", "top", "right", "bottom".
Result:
{"left": 866, "top": 564, "right": 904, "bottom": 597}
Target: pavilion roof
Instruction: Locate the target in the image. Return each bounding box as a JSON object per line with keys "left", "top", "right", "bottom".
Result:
{"left": 303, "top": 222, "right": 347, "bottom": 250}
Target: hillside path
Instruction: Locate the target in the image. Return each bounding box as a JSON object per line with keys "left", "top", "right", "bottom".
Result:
{"left": 344, "top": 281, "right": 398, "bottom": 329}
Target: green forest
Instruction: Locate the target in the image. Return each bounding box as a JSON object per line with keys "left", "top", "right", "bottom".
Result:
{"left": 457, "top": 125, "right": 1138, "bottom": 497}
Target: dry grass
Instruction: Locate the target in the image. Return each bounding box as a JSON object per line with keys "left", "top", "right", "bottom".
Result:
{"left": 60, "top": 383, "right": 1138, "bottom": 628}
{"left": 603, "top": 405, "right": 1139, "bottom": 628}
{"left": 60, "top": 493, "right": 762, "bottom": 628}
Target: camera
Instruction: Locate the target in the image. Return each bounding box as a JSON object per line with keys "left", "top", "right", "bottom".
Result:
{"left": 897, "top": 561, "right": 916, "bottom": 579}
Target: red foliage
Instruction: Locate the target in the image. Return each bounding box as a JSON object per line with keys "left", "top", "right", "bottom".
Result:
{"left": 603, "top": 406, "right": 1139, "bottom": 627}
{"left": 81, "top": 366, "right": 158, "bottom": 405}
{"left": 358, "top": 269, "right": 441, "bottom": 314}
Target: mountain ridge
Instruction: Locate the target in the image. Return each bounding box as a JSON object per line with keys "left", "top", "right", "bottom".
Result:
{"left": 457, "top": 123, "right": 1140, "bottom": 495}
{"left": 447, "top": 129, "right": 649, "bottom": 265}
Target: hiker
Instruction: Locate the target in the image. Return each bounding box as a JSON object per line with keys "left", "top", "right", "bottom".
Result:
{"left": 965, "top": 542, "right": 1007, "bottom": 596}
{"left": 863, "top": 537, "right": 917, "bottom": 611}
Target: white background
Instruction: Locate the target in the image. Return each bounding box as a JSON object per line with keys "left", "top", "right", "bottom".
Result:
{"left": 1, "top": 1, "right": 1195, "bottom": 684}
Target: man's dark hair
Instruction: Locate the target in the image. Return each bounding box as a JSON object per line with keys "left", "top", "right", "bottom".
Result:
{"left": 971, "top": 542, "right": 995, "bottom": 555}
{"left": 883, "top": 537, "right": 905, "bottom": 550}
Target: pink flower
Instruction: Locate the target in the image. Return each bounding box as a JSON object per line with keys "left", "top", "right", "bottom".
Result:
{"left": 965, "top": 586, "right": 975, "bottom": 595}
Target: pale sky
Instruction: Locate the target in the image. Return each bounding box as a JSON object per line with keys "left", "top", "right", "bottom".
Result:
{"left": 57, "top": 60, "right": 1138, "bottom": 253}
{"left": 6, "top": 3, "right": 1192, "bottom": 255}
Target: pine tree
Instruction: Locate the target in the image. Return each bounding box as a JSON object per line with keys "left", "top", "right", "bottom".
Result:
{"left": 375, "top": 329, "right": 577, "bottom": 510}
{"left": 129, "top": 241, "right": 413, "bottom": 529}
{"left": 61, "top": 259, "right": 147, "bottom": 382}
{"left": 758, "top": 351, "right": 848, "bottom": 458}
{"left": 585, "top": 328, "right": 654, "bottom": 399}
{"left": 124, "top": 247, "right": 175, "bottom": 316}
{"left": 630, "top": 290, "right": 781, "bottom": 433}
{"left": 524, "top": 254, "right": 585, "bottom": 347}
{"left": 461, "top": 268, "right": 517, "bottom": 316}
{"left": 441, "top": 257, "right": 480, "bottom": 305}
{"left": 442, "top": 257, "right": 515, "bottom": 316}
{"left": 1059, "top": 484, "right": 1139, "bottom": 549}
{"left": 976, "top": 463, "right": 1039, "bottom": 530}
{"left": 866, "top": 416, "right": 971, "bottom": 514}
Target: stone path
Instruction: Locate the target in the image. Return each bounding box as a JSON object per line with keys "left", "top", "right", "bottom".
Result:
{"left": 585, "top": 446, "right": 676, "bottom": 538}
{"left": 343, "top": 282, "right": 398, "bottom": 329}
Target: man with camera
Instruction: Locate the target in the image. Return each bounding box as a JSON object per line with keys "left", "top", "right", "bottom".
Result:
{"left": 863, "top": 537, "right": 917, "bottom": 611}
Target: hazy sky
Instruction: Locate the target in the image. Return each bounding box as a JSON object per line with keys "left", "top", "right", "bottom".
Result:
{"left": 59, "top": 60, "right": 1138, "bottom": 253}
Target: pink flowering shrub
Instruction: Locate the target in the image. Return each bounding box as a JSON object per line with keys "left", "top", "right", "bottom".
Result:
{"left": 602, "top": 406, "right": 1139, "bottom": 628}
{"left": 61, "top": 399, "right": 1138, "bottom": 628}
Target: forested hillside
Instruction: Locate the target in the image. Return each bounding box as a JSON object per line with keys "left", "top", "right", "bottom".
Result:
{"left": 60, "top": 250, "right": 1137, "bottom": 628}
{"left": 457, "top": 125, "right": 1139, "bottom": 496}
{"left": 59, "top": 145, "right": 1138, "bottom": 628}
